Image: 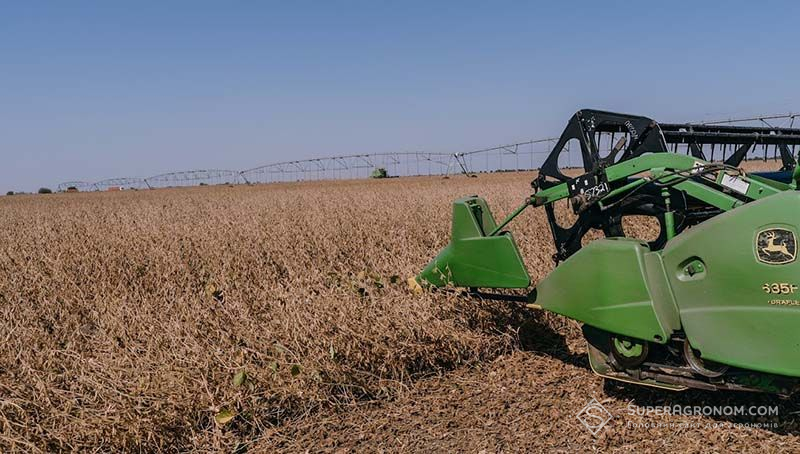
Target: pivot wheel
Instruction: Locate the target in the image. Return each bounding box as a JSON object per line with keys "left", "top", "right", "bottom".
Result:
{"left": 609, "top": 335, "right": 649, "bottom": 369}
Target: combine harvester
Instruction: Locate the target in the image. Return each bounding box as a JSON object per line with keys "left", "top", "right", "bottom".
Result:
{"left": 418, "top": 110, "right": 800, "bottom": 395}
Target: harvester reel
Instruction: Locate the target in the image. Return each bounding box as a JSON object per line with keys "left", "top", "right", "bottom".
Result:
{"left": 549, "top": 191, "right": 672, "bottom": 262}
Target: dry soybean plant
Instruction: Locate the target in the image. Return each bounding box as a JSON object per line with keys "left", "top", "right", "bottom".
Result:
{"left": 0, "top": 173, "right": 561, "bottom": 451}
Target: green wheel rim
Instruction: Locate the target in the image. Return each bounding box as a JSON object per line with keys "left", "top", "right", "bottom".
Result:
{"left": 613, "top": 337, "right": 644, "bottom": 358}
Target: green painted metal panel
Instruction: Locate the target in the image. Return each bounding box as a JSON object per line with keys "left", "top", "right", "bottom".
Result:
{"left": 662, "top": 191, "right": 800, "bottom": 376}
{"left": 748, "top": 173, "right": 791, "bottom": 191}
{"left": 642, "top": 251, "right": 682, "bottom": 334}
{"left": 418, "top": 197, "right": 530, "bottom": 288}
{"left": 533, "top": 238, "right": 670, "bottom": 343}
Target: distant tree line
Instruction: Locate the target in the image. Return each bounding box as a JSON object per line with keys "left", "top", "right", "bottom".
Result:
{"left": 3, "top": 188, "right": 55, "bottom": 196}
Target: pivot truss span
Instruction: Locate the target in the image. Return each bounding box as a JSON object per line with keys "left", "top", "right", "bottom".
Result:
{"left": 55, "top": 113, "right": 798, "bottom": 191}
{"left": 243, "top": 152, "right": 458, "bottom": 183}
{"left": 57, "top": 181, "right": 97, "bottom": 192}
{"left": 145, "top": 169, "right": 243, "bottom": 188}
{"left": 95, "top": 177, "right": 150, "bottom": 191}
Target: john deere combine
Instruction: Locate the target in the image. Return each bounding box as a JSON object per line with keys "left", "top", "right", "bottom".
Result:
{"left": 419, "top": 110, "right": 800, "bottom": 395}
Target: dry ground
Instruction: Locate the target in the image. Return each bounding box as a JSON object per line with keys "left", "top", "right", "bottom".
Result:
{"left": 1, "top": 162, "right": 798, "bottom": 452}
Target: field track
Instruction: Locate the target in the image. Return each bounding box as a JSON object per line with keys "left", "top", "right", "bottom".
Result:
{"left": 1, "top": 162, "right": 797, "bottom": 452}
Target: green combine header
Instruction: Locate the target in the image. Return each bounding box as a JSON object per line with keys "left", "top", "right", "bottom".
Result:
{"left": 419, "top": 109, "right": 800, "bottom": 395}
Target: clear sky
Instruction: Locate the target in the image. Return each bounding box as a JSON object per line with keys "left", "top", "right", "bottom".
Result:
{"left": 2, "top": 1, "right": 799, "bottom": 192}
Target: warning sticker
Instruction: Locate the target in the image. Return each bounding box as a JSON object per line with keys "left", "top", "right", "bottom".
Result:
{"left": 721, "top": 173, "right": 750, "bottom": 195}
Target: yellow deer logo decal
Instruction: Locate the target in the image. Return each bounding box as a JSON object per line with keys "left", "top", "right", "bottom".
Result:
{"left": 762, "top": 231, "right": 791, "bottom": 256}
{"left": 757, "top": 229, "right": 796, "bottom": 264}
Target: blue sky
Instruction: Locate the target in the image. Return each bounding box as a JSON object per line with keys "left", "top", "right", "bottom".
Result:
{"left": 2, "top": 1, "right": 799, "bottom": 192}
